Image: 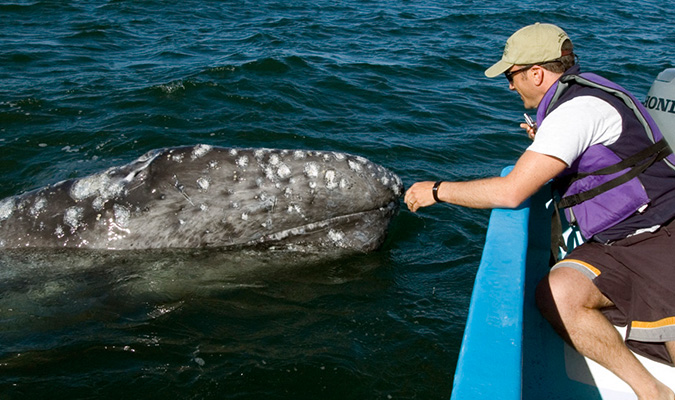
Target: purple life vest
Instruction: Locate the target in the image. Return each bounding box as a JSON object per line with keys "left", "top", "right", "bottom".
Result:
{"left": 537, "top": 66, "right": 675, "bottom": 242}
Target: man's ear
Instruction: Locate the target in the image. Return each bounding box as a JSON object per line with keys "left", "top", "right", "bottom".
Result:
{"left": 531, "top": 66, "right": 545, "bottom": 86}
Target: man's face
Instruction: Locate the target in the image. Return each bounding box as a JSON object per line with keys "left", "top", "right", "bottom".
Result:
{"left": 506, "top": 65, "right": 539, "bottom": 109}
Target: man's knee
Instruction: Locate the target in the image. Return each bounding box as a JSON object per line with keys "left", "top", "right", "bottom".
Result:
{"left": 536, "top": 267, "right": 582, "bottom": 317}
{"left": 535, "top": 266, "right": 609, "bottom": 340}
{"left": 538, "top": 266, "right": 610, "bottom": 312}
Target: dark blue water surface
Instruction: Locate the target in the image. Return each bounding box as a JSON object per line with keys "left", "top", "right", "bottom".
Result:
{"left": 1, "top": 1, "right": 674, "bottom": 398}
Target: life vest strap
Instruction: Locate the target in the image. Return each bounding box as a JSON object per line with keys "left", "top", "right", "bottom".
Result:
{"left": 557, "top": 139, "right": 672, "bottom": 209}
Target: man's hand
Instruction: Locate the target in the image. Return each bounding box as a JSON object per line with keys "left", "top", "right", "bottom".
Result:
{"left": 520, "top": 122, "right": 536, "bottom": 140}
{"left": 404, "top": 181, "right": 437, "bottom": 212}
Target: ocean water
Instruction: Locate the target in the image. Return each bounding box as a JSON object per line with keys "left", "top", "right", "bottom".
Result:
{"left": 0, "top": 1, "right": 673, "bottom": 398}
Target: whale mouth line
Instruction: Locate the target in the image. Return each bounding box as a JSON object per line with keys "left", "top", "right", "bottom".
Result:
{"left": 243, "top": 200, "right": 399, "bottom": 251}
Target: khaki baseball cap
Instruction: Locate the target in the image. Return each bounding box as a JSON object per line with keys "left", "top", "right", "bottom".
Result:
{"left": 485, "top": 23, "right": 571, "bottom": 78}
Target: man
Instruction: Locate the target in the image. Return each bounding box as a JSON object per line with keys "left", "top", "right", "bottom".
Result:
{"left": 404, "top": 23, "right": 675, "bottom": 400}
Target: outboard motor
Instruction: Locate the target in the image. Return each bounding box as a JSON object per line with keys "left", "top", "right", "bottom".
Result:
{"left": 645, "top": 68, "right": 675, "bottom": 148}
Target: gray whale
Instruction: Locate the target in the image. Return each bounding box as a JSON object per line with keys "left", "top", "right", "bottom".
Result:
{"left": 0, "top": 145, "right": 403, "bottom": 253}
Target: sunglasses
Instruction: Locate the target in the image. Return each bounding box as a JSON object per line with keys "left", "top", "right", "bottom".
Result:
{"left": 504, "top": 65, "right": 534, "bottom": 83}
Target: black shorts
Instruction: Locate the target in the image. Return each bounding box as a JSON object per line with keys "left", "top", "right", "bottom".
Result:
{"left": 552, "top": 218, "right": 675, "bottom": 366}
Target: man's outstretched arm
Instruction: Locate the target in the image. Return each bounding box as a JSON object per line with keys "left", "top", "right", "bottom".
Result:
{"left": 404, "top": 150, "right": 567, "bottom": 212}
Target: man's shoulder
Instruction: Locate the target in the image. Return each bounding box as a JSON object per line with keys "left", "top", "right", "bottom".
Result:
{"left": 549, "top": 95, "right": 619, "bottom": 119}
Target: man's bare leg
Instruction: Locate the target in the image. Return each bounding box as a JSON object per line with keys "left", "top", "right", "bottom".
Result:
{"left": 536, "top": 267, "right": 674, "bottom": 400}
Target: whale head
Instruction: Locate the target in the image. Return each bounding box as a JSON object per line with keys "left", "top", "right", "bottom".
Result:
{"left": 0, "top": 146, "right": 403, "bottom": 254}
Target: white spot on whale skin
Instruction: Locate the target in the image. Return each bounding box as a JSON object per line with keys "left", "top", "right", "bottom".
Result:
{"left": 332, "top": 152, "right": 346, "bottom": 161}
{"left": 92, "top": 197, "right": 107, "bottom": 211}
{"left": 70, "top": 173, "right": 125, "bottom": 203}
{"left": 171, "top": 153, "right": 185, "bottom": 163}
{"left": 328, "top": 229, "right": 346, "bottom": 245}
{"left": 348, "top": 159, "right": 362, "bottom": 172}
{"left": 236, "top": 155, "right": 249, "bottom": 169}
{"left": 304, "top": 162, "right": 319, "bottom": 179}
{"left": 71, "top": 174, "right": 108, "bottom": 201}
{"left": 0, "top": 198, "right": 16, "bottom": 221}
{"left": 277, "top": 163, "right": 291, "bottom": 179}
{"left": 287, "top": 204, "right": 304, "bottom": 217}
{"left": 264, "top": 167, "right": 275, "bottom": 181}
{"left": 254, "top": 149, "right": 269, "bottom": 160}
{"left": 113, "top": 204, "right": 130, "bottom": 228}
{"left": 191, "top": 144, "right": 212, "bottom": 160}
{"left": 30, "top": 197, "right": 47, "bottom": 217}
{"left": 391, "top": 174, "right": 404, "bottom": 196}
{"left": 107, "top": 206, "right": 132, "bottom": 243}
{"left": 197, "top": 177, "right": 210, "bottom": 191}
{"left": 293, "top": 150, "right": 306, "bottom": 160}
{"left": 325, "top": 170, "right": 338, "bottom": 190}
{"left": 64, "top": 206, "right": 84, "bottom": 231}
